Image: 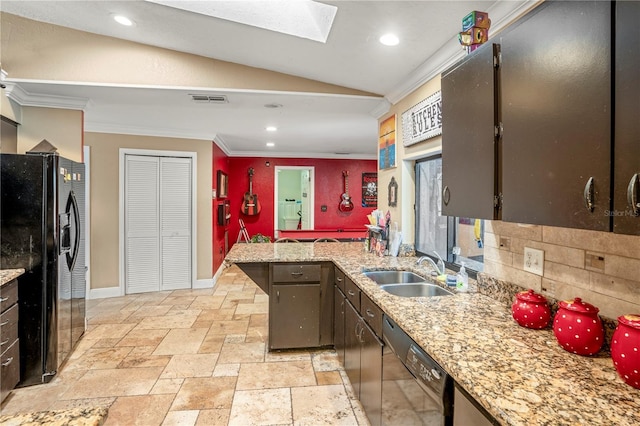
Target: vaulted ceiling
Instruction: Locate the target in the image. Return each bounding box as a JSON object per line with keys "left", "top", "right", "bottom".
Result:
{"left": 0, "top": 1, "right": 536, "bottom": 158}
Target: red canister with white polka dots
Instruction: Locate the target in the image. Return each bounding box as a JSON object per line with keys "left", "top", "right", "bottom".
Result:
{"left": 511, "top": 289, "right": 551, "bottom": 329}
{"left": 611, "top": 314, "right": 640, "bottom": 389}
{"left": 553, "top": 297, "right": 604, "bottom": 356}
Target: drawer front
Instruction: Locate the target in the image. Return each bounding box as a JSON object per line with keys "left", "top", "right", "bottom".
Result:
{"left": 0, "top": 279, "right": 18, "bottom": 314}
{"left": 361, "top": 293, "right": 383, "bottom": 338}
{"left": 0, "top": 338, "right": 20, "bottom": 403}
{"left": 334, "top": 267, "right": 345, "bottom": 292}
{"left": 344, "top": 277, "right": 361, "bottom": 312}
{"left": 0, "top": 304, "right": 18, "bottom": 353}
{"left": 273, "top": 264, "right": 321, "bottom": 283}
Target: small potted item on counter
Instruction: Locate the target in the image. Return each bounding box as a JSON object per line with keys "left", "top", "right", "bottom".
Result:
{"left": 611, "top": 314, "right": 640, "bottom": 389}
{"left": 553, "top": 297, "right": 604, "bottom": 356}
{"left": 511, "top": 289, "right": 551, "bottom": 329}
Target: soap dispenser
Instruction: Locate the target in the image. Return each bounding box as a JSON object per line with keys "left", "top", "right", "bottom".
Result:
{"left": 456, "top": 262, "right": 469, "bottom": 292}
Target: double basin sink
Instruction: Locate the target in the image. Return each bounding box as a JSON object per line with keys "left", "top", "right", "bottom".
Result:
{"left": 362, "top": 270, "right": 453, "bottom": 298}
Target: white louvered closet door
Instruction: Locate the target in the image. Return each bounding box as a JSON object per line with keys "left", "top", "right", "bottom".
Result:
{"left": 160, "top": 157, "right": 192, "bottom": 291}
{"left": 125, "top": 155, "right": 160, "bottom": 293}
{"left": 125, "top": 155, "right": 192, "bottom": 294}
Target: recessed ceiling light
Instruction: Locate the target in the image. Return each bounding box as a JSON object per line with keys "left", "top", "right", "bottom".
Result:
{"left": 266, "top": 126, "right": 277, "bottom": 132}
{"left": 113, "top": 15, "right": 134, "bottom": 26}
{"left": 266, "top": 142, "right": 275, "bottom": 147}
{"left": 379, "top": 33, "right": 399, "bottom": 46}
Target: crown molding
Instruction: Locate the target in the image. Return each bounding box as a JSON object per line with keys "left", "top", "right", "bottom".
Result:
{"left": 385, "top": 0, "right": 541, "bottom": 105}
{"left": 213, "top": 135, "right": 232, "bottom": 156}
{"left": 369, "top": 98, "right": 392, "bottom": 120}
{"left": 4, "top": 82, "right": 90, "bottom": 110}
{"left": 224, "top": 149, "right": 376, "bottom": 160}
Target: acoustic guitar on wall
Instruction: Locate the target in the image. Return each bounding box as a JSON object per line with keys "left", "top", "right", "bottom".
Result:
{"left": 339, "top": 170, "right": 354, "bottom": 212}
{"left": 242, "top": 167, "right": 261, "bottom": 215}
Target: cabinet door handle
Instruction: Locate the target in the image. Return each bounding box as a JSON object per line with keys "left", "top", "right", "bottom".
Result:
{"left": 276, "top": 290, "right": 280, "bottom": 303}
{"left": 0, "top": 297, "right": 8, "bottom": 302}
{"left": 0, "top": 339, "right": 8, "bottom": 346}
{"left": 354, "top": 321, "right": 362, "bottom": 339}
{"left": 365, "top": 308, "right": 375, "bottom": 318}
{"left": 442, "top": 186, "right": 451, "bottom": 206}
{"left": 627, "top": 173, "right": 640, "bottom": 215}
{"left": 583, "top": 177, "right": 595, "bottom": 213}
{"left": 0, "top": 320, "right": 9, "bottom": 327}
{"left": 1, "top": 357, "right": 13, "bottom": 367}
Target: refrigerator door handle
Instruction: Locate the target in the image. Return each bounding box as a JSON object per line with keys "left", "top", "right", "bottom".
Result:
{"left": 66, "top": 191, "right": 81, "bottom": 272}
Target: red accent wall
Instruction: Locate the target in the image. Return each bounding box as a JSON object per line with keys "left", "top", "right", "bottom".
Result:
{"left": 212, "top": 143, "right": 230, "bottom": 275}
{"left": 226, "top": 157, "right": 377, "bottom": 248}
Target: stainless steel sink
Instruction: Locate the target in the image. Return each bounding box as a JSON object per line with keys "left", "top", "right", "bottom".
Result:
{"left": 362, "top": 270, "right": 426, "bottom": 285}
{"left": 379, "top": 283, "right": 453, "bottom": 298}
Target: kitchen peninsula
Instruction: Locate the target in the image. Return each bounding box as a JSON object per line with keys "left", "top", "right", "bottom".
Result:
{"left": 225, "top": 242, "right": 640, "bottom": 426}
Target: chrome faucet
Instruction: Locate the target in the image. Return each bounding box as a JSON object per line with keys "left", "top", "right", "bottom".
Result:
{"left": 416, "top": 256, "right": 444, "bottom": 275}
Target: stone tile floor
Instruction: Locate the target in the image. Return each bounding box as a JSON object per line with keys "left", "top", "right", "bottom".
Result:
{"left": 0, "top": 265, "right": 370, "bottom": 426}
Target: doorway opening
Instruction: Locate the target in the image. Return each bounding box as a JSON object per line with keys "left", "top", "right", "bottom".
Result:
{"left": 274, "top": 166, "right": 314, "bottom": 238}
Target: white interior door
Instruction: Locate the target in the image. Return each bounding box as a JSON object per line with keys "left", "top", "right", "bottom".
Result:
{"left": 160, "top": 157, "right": 192, "bottom": 291}
{"left": 124, "top": 154, "right": 192, "bottom": 294}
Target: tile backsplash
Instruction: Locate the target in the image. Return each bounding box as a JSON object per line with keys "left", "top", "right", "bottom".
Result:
{"left": 482, "top": 221, "right": 640, "bottom": 320}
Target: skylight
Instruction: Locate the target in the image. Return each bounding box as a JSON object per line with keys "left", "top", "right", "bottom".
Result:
{"left": 145, "top": 0, "right": 337, "bottom": 43}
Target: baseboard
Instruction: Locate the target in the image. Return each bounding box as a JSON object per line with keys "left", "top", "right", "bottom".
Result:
{"left": 88, "top": 286, "right": 123, "bottom": 300}
{"left": 212, "top": 263, "right": 227, "bottom": 289}
{"left": 194, "top": 277, "right": 214, "bottom": 289}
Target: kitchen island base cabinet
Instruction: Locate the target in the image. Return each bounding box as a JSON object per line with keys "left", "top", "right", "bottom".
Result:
{"left": 268, "top": 262, "right": 333, "bottom": 351}
{"left": 269, "top": 284, "right": 320, "bottom": 350}
{"left": 334, "top": 286, "right": 346, "bottom": 366}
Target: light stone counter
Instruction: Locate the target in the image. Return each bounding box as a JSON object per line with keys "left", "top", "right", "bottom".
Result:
{"left": 0, "top": 405, "right": 108, "bottom": 426}
{"left": 0, "top": 269, "right": 24, "bottom": 287}
{"left": 225, "top": 242, "right": 640, "bottom": 426}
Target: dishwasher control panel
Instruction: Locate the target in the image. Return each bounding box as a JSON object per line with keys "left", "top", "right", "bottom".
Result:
{"left": 405, "top": 344, "right": 448, "bottom": 396}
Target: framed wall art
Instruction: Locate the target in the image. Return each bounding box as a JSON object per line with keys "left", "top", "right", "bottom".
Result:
{"left": 362, "top": 172, "right": 378, "bottom": 208}
{"left": 388, "top": 176, "right": 398, "bottom": 207}
{"left": 379, "top": 114, "right": 396, "bottom": 170}
{"left": 217, "top": 170, "right": 228, "bottom": 199}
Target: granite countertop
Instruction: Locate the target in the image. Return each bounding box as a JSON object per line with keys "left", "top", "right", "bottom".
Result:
{"left": 0, "top": 269, "right": 25, "bottom": 287}
{"left": 0, "top": 405, "right": 108, "bottom": 426}
{"left": 225, "top": 242, "right": 640, "bottom": 426}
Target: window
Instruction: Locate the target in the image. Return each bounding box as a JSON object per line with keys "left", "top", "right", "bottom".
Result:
{"left": 415, "top": 156, "right": 484, "bottom": 273}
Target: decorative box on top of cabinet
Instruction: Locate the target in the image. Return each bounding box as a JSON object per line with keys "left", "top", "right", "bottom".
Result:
{"left": 1, "top": 278, "right": 20, "bottom": 403}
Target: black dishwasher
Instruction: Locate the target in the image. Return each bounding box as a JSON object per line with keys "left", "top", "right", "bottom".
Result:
{"left": 382, "top": 315, "right": 453, "bottom": 426}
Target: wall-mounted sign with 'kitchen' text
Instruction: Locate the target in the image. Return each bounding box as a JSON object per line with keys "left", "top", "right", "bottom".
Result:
{"left": 401, "top": 90, "right": 442, "bottom": 147}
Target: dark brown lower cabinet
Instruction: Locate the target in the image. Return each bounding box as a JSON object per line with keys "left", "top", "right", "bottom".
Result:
{"left": 334, "top": 286, "right": 346, "bottom": 366}
{"left": 344, "top": 301, "right": 361, "bottom": 397}
{"left": 269, "top": 283, "right": 320, "bottom": 350}
{"left": 360, "top": 319, "right": 383, "bottom": 426}
{"left": 342, "top": 295, "right": 383, "bottom": 426}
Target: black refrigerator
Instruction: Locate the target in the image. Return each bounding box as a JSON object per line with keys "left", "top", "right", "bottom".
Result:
{"left": 0, "top": 152, "right": 86, "bottom": 387}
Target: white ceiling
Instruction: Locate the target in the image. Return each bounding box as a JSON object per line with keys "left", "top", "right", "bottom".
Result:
{"left": 0, "top": 0, "right": 536, "bottom": 158}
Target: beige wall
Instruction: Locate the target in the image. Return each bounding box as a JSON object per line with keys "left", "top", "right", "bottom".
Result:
{"left": 18, "top": 107, "right": 83, "bottom": 161}
{"left": 85, "top": 132, "right": 212, "bottom": 290}
{"left": 377, "top": 78, "right": 442, "bottom": 244}
{"left": 382, "top": 75, "right": 640, "bottom": 321}
{"left": 1, "top": 13, "right": 378, "bottom": 97}
{"left": 0, "top": 86, "right": 20, "bottom": 123}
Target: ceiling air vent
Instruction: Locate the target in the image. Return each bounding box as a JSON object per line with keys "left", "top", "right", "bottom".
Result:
{"left": 190, "top": 94, "right": 228, "bottom": 104}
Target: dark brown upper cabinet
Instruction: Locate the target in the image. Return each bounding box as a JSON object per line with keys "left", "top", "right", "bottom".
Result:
{"left": 613, "top": 1, "right": 640, "bottom": 235}
{"left": 441, "top": 43, "right": 501, "bottom": 220}
{"left": 499, "top": 0, "right": 612, "bottom": 231}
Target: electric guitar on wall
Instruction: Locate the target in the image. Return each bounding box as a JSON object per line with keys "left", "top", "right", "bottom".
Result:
{"left": 339, "top": 170, "right": 354, "bottom": 212}
{"left": 242, "top": 167, "right": 261, "bottom": 215}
